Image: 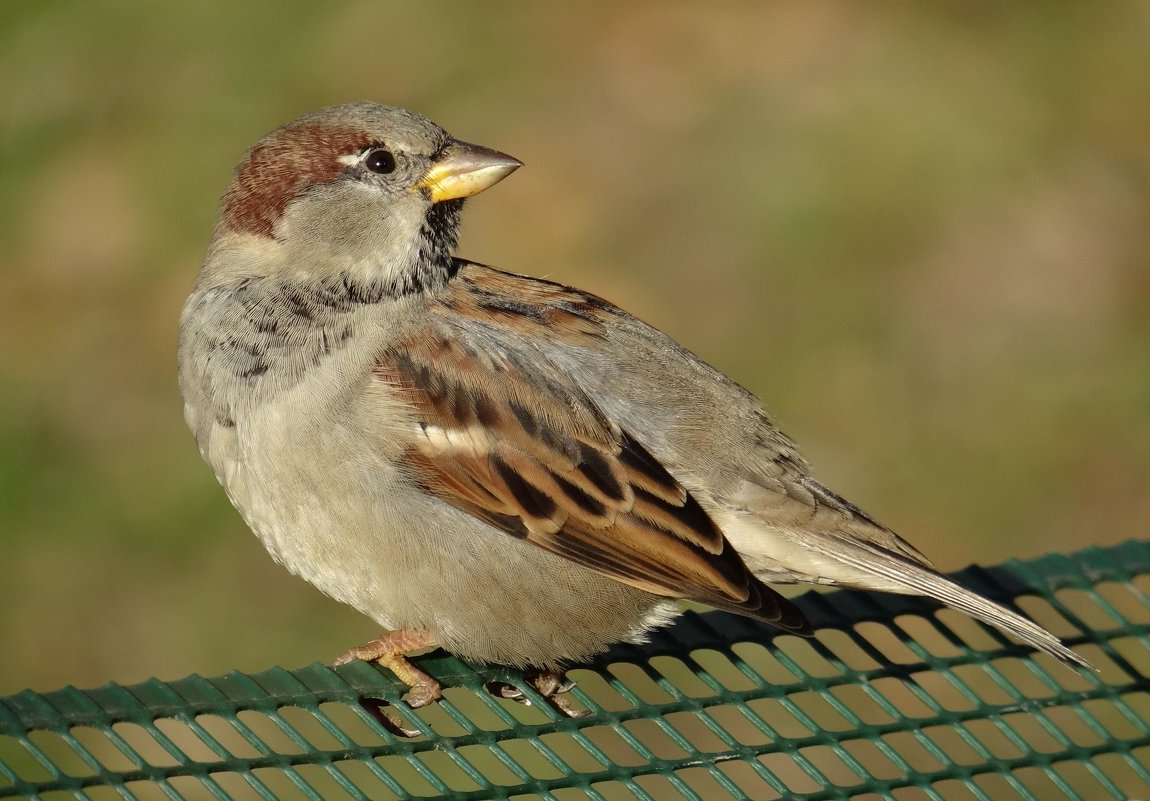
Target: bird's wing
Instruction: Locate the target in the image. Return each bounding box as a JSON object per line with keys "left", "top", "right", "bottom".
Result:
{"left": 374, "top": 288, "right": 808, "bottom": 633}
{"left": 449, "top": 261, "right": 934, "bottom": 568}
{"left": 411, "top": 263, "right": 1091, "bottom": 671}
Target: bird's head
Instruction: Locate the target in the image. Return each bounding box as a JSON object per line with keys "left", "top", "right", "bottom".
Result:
{"left": 203, "top": 103, "right": 521, "bottom": 296}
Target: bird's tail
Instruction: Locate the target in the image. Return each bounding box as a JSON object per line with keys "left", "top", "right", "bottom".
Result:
{"left": 752, "top": 533, "right": 1095, "bottom": 671}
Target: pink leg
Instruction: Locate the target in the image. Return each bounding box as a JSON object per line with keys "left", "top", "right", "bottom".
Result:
{"left": 334, "top": 628, "right": 441, "bottom": 708}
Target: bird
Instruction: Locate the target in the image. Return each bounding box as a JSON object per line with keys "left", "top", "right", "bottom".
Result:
{"left": 178, "top": 102, "right": 1091, "bottom": 721}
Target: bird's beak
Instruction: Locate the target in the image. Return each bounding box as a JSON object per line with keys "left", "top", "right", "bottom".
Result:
{"left": 416, "top": 140, "right": 523, "bottom": 203}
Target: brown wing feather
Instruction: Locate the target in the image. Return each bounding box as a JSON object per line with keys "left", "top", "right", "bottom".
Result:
{"left": 451, "top": 263, "right": 932, "bottom": 568}
{"left": 378, "top": 306, "right": 809, "bottom": 634}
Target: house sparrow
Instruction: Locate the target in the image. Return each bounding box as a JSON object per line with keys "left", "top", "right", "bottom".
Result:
{"left": 179, "top": 103, "right": 1090, "bottom": 716}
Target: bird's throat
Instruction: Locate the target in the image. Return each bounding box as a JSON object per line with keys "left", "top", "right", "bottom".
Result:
{"left": 309, "top": 199, "right": 464, "bottom": 303}
{"left": 414, "top": 199, "right": 464, "bottom": 284}
{"left": 361, "top": 198, "right": 465, "bottom": 299}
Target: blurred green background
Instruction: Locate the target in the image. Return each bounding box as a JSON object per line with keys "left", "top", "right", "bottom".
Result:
{"left": 2, "top": 2, "right": 1148, "bottom": 697}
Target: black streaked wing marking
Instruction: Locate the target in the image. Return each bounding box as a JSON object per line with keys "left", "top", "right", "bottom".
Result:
{"left": 377, "top": 313, "right": 810, "bottom": 634}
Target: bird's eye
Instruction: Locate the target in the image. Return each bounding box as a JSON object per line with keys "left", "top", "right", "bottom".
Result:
{"left": 364, "top": 148, "right": 396, "bottom": 174}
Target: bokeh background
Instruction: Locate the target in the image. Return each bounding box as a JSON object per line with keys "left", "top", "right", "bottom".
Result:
{"left": 2, "top": 2, "right": 1148, "bottom": 698}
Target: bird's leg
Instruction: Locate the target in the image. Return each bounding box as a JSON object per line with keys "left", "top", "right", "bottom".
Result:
{"left": 487, "top": 669, "right": 589, "bottom": 718}
{"left": 334, "top": 628, "right": 441, "bottom": 708}
{"left": 532, "top": 670, "right": 589, "bottom": 718}
{"left": 530, "top": 670, "right": 571, "bottom": 698}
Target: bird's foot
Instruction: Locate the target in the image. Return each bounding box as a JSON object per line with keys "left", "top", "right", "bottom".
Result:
{"left": 487, "top": 670, "right": 590, "bottom": 719}
{"left": 333, "top": 627, "right": 441, "bottom": 706}
{"left": 334, "top": 628, "right": 441, "bottom": 737}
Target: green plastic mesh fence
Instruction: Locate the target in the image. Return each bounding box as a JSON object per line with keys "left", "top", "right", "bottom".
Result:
{"left": 3, "top": 540, "right": 1149, "bottom": 801}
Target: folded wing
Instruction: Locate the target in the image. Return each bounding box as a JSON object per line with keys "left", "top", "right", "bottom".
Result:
{"left": 376, "top": 320, "right": 808, "bottom": 634}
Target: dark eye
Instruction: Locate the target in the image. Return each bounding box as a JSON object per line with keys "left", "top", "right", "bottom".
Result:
{"left": 364, "top": 148, "right": 396, "bottom": 174}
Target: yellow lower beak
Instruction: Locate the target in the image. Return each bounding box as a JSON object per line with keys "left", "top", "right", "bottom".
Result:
{"left": 416, "top": 140, "right": 523, "bottom": 203}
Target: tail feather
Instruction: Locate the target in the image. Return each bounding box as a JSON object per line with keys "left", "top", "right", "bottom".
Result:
{"left": 826, "top": 540, "right": 1095, "bottom": 671}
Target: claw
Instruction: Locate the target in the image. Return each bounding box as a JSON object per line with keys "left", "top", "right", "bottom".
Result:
{"left": 485, "top": 681, "right": 527, "bottom": 702}
{"left": 533, "top": 670, "right": 590, "bottom": 718}
{"left": 357, "top": 697, "right": 426, "bottom": 738}
{"left": 484, "top": 671, "right": 589, "bottom": 718}
{"left": 336, "top": 628, "right": 440, "bottom": 737}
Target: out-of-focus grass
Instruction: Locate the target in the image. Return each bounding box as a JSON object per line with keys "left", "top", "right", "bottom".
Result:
{"left": 1, "top": 2, "right": 1148, "bottom": 695}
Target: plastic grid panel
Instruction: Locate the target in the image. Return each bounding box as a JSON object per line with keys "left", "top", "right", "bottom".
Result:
{"left": 2, "top": 541, "right": 1149, "bottom": 801}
